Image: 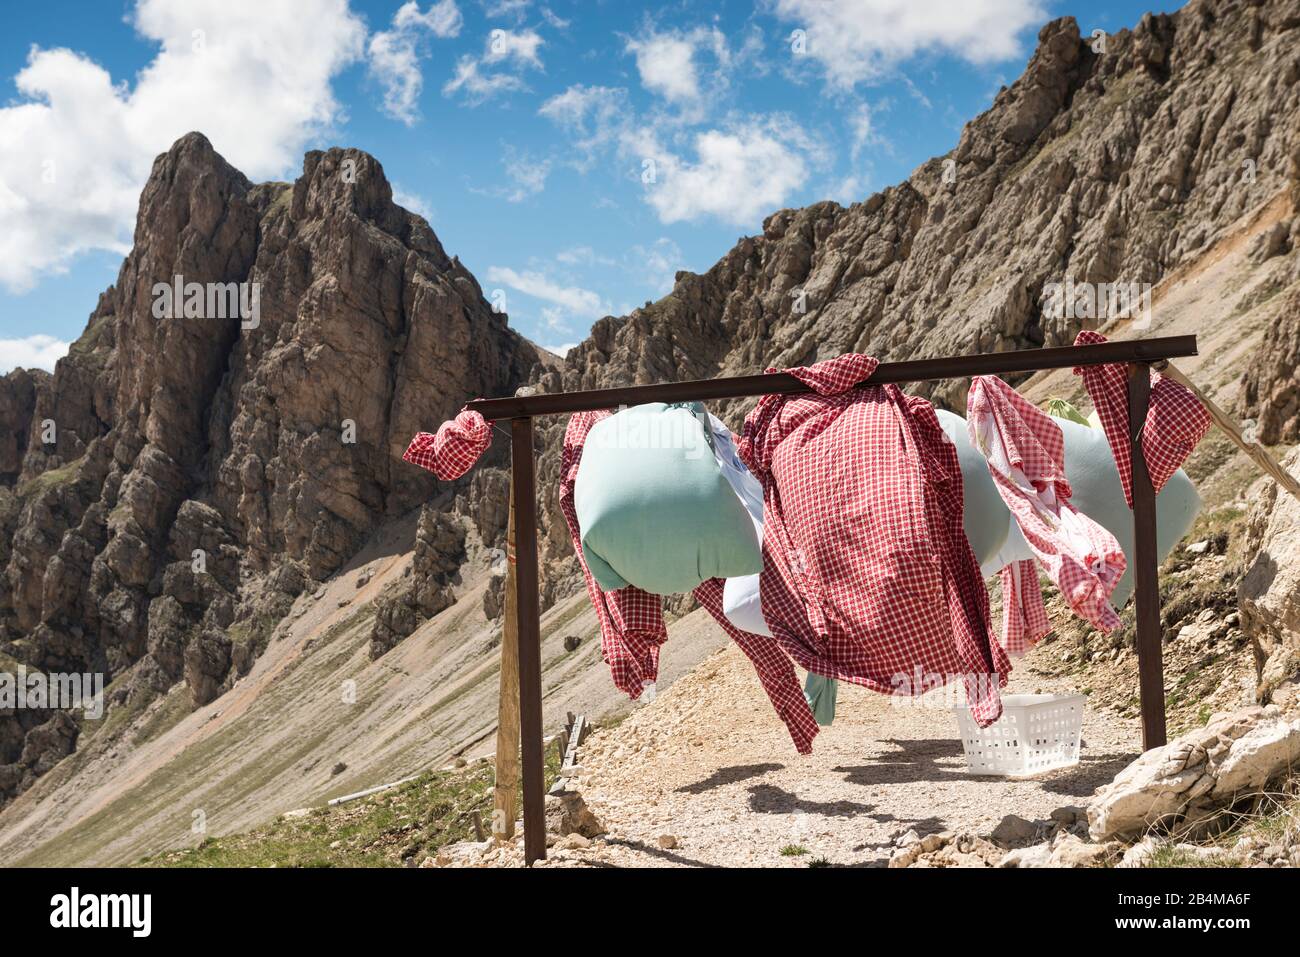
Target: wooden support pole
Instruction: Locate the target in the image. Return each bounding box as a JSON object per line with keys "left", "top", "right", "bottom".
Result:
{"left": 491, "top": 474, "right": 520, "bottom": 841}
{"left": 510, "top": 416, "right": 547, "bottom": 865}
{"left": 1128, "top": 363, "right": 1167, "bottom": 751}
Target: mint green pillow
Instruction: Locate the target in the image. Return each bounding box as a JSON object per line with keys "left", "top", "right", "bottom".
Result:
{"left": 935, "top": 409, "right": 1011, "bottom": 567}
{"left": 574, "top": 403, "right": 764, "bottom": 595}
{"left": 1056, "top": 417, "right": 1201, "bottom": 607}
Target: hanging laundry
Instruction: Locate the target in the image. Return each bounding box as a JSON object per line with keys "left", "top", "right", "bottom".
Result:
{"left": 1072, "top": 330, "right": 1212, "bottom": 505}
{"left": 403, "top": 408, "right": 492, "bottom": 480}
{"left": 803, "top": 673, "right": 838, "bottom": 726}
{"left": 998, "top": 559, "right": 1051, "bottom": 656}
{"left": 934, "top": 409, "right": 1014, "bottom": 568}
{"left": 401, "top": 404, "right": 818, "bottom": 753}
{"left": 1053, "top": 413, "right": 1201, "bottom": 608}
{"left": 574, "top": 402, "right": 763, "bottom": 595}
{"left": 560, "top": 410, "right": 820, "bottom": 754}
{"left": 738, "top": 353, "right": 1009, "bottom": 727}
{"left": 967, "top": 375, "right": 1127, "bottom": 633}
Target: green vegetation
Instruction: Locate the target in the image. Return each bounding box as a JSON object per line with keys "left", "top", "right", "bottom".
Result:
{"left": 137, "top": 740, "right": 563, "bottom": 868}
{"left": 1144, "top": 782, "right": 1300, "bottom": 868}
{"left": 16, "top": 457, "right": 85, "bottom": 498}
{"left": 780, "top": 844, "right": 808, "bottom": 857}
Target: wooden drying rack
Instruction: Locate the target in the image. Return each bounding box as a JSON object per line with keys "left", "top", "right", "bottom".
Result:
{"left": 465, "top": 334, "right": 1199, "bottom": 865}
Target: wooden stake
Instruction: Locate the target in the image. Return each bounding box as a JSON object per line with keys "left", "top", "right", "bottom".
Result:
{"left": 1129, "top": 363, "right": 1167, "bottom": 751}
{"left": 492, "top": 474, "right": 521, "bottom": 841}
{"left": 511, "top": 416, "right": 547, "bottom": 866}
{"left": 1161, "top": 361, "right": 1300, "bottom": 502}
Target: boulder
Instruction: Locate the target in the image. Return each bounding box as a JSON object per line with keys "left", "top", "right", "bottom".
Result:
{"left": 991, "top": 813, "right": 1042, "bottom": 847}
{"left": 1048, "top": 834, "right": 1120, "bottom": 867}
{"left": 544, "top": 788, "right": 606, "bottom": 839}
{"left": 1089, "top": 706, "right": 1300, "bottom": 841}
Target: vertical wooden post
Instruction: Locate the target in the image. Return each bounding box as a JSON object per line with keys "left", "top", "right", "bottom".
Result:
{"left": 1127, "top": 362, "right": 1167, "bottom": 750}
{"left": 492, "top": 475, "right": 520, "bottom": 841}
{"left": 510, "top": 416, "right": 547, "bottom": 864}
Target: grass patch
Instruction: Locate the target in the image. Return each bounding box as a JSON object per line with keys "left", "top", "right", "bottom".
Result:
{"left": 136, "top": 737, "right": 564, "bottom": 867}
{"left": 16, "top": 456, "right": 85, "bottom": 499}
{"left": 130, "top": 685, "right": 195, "bottom": 747}
{"left": 1142, "top": 783, "right": 1300, "bottom": 868}
{"left": 780, "top": 844, "right": 808, "bottom": 857}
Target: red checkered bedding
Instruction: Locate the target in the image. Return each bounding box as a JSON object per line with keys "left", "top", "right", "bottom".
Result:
{"left": 1072, "top": 330, "right": 1211, "bottom": 505}
{"left": 968, "top": 374, "right": 1127, "bottom": 634}
{"left": 998, "top": 560, "right": 1053, "bottom": 657}
{"left": 402, "top": 408, "right": 492, "bottom": 480}
{"left": 738, "top": 354, "right": 1009, "bottom": 727}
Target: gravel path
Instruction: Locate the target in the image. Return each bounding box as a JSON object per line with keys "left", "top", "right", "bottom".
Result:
{"left": 531, "top": 641, "right": 1141, "bottom": 868}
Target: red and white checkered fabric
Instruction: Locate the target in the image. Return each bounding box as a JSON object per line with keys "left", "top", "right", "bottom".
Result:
{"left": 968, "top": 374, "right": 1126, "bottom": 633}
{"left": 739, "top": 354, "right": 1009, "bottom": 727}
{"left": 999, "top": 560, "right": 1052, "bottom": 657}
{"left": 559, "top": 410, "right": 819, "bottom": 753}
{"left": 403, "top": 408, "right": 493, "bottom": 480}
{"left": 1072, "top": 330, "right": 1211, "bottom": 506}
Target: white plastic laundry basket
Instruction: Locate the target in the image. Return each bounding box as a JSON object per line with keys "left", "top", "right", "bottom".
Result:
{"left": 953, "top": 693, "right": 1086, "bottom": 777}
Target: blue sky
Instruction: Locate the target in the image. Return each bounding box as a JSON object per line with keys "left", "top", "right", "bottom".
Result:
{"left": 0, "top": 0, "right": 1185, "bottom": 369}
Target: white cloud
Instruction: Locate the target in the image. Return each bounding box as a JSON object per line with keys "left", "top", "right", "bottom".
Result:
{"left": 772, "top": 0, "right": 1047, "bottom": 88}
{"left": 501, "top": 149, "right": 551, "bottom": 201}
{"left": 847, "top": 101, "right": 892, "bottom": 162}
{"left": 628, "top": 237, "right": 684, "bottom": 296}
{"left": 471, "top": 146, "right": 551, "bottom": 202}
{"left": 539, "top": 7, "right": 570, "bottom": 30}
{"left": 1, "top": 334, "right": 70, "bottom": 373}
{"left": 632, "top": 118, "right": 813, "bottom": 226}
{"left": 442, "top": 55, "right": 528, "bottom": 101}
{"left": 392, "top": 185, "right": 435, "bottom": 220}
{"left": 443, "top": 29, "right": 540, "bottom": 104}
{"left": 540, "top": 341, "right": 576, "bottom": 357}
{"left": 555, "top": 245, "right": 615, "bottom": 267}
{"left": 538, "top": 84, "right": 629, "bottom": 166}
{"left": 484, "top": 29, "right": 544, "bottom": 69}
{"left": 482, "top": 0, "right": 530, "bottom": 20}
{"left": 624, "top": 26, "right": 736, "bottom": 106}
{"left": 368, "top": 1, "right": 463, "bottom": 124}
{"left": 626, "top": 32, "right": 700, "bottom": 102}
{"left": 485, "top": 266, "right": 608, "bottom": 321}
{"left": 395, "top": 0, "right": 463, "bottom": 35}
{"left": 0, "top": 0, "right": 366, "bottom": 292}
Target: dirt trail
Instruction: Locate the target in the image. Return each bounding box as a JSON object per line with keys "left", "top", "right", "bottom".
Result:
{"left": 533, "top": 639, "right": 1137, "bottom": 868}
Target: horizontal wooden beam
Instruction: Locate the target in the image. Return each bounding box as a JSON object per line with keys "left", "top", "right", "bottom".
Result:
{"left": 466, "top": 335, "right": 1198, "bottom": 420}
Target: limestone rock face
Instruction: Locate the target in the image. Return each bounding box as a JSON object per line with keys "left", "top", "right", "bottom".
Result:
{"left": 0, "top": 369, "right": 45, "bottom": 483}
{"left": 1239, "top": 447, "right": 1300, "bottom": 708}
{"left": 0, "top": 133, "right": 546, "bottom": 803}
{"left": 369, "top": 505, "right": 469, "bottom": 658}
{"left": 1240, "top": 287, "right": 1300, "bottom": 444}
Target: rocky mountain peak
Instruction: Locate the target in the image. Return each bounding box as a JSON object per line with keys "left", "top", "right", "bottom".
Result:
{"left": 0, "top": 133, "right": 548, "bottom": 804}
